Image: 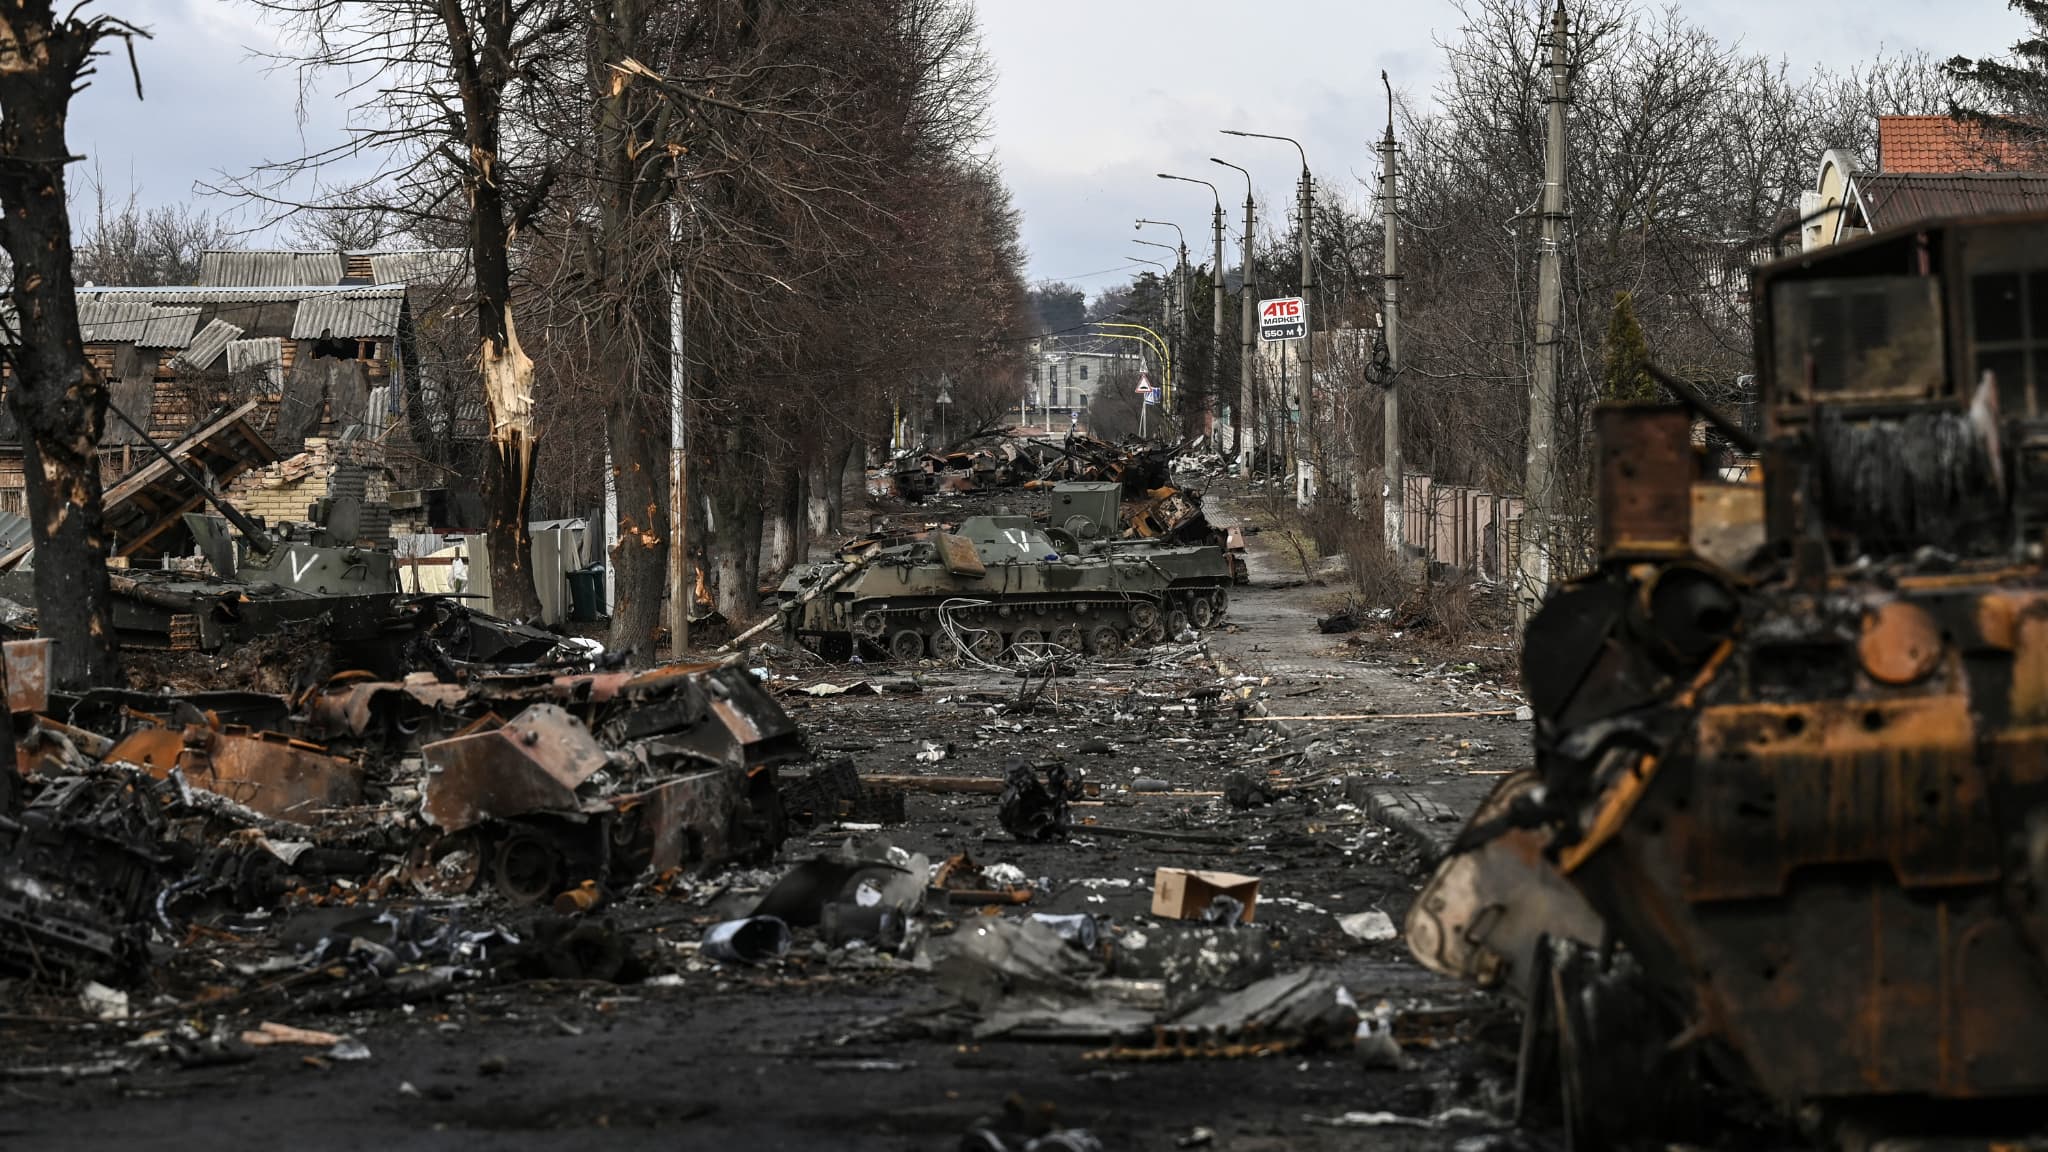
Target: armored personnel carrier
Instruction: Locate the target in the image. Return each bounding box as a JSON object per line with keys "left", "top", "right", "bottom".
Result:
{"left": 780, "top": 510, "right": 1193, "bottom": 663}
{"left": 1405, "top": 212, "right": 2048, "bottom": 1148}
{"left": 1048, "top": 481, "right": 1234, "bottom": 629}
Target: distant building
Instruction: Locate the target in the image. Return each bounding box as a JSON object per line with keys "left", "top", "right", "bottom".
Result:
{"left": 1802, "top": 117, "right": 2048, "bottom": 251}
{"left": 1023, "top": 339, "right": 1140, "bottom": 432}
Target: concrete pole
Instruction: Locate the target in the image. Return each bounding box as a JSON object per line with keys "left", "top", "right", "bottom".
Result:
{"left": 1297, "top": 166, "right": 1315, "bottom": 508}
{"left": 1211, "top": 202, "right": 1225, "bottom": 437}
{"left": 1379, "top": 72, "right": 1404, "bottom": 560}
{"left": 1519, "top": 1, "right": 1570, "bottom": 624}
{"left": 1239, "top": 192, "right": 1257, "bottom": 472}
{"left": 1176, "top": 242, "right": 1189, "bottom": 418}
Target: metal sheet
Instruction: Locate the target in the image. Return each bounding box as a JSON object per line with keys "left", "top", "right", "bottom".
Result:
{"left": 420, "top": 703, "right": 607, "bottom": 831}
{"left": 197, "top": 249, "right": 345, "bottom": 287}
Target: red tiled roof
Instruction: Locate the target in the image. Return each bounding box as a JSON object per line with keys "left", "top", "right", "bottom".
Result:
{"left": 1878, "top": 115, "right": 2036, "bottom": 173}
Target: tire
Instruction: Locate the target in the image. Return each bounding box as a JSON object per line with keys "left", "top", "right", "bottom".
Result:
{"left": 1212, "top": 589, "right": 1229, "bottom": 619}
{"left": 1189, "top": 595, "right": 1216, "bottom": 630}
{"left": 1011, "top": 627, "right": 1045, "bottom": 654}
{"left": 1129, "top": 602, "right": 1160, "bottom": 632}
{"left": 889, "top": 629, "right": 926, "bottom": 662}
{"left": 1051, "top": 625, "right": 1085, "bottom": 653}
{"left": 1167, "top": 608, "right": 1190, "bottom": 637}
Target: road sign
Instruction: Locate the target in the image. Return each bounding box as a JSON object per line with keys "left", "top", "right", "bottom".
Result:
{"left": 1259, "top": 296, "right": 1306, "bottom": 342}
{"left": 1135, "top": 370, "right": 1151, "bottom": 394}
{"left": 1146, "top": 386, "right": 1161, "bottom": 406}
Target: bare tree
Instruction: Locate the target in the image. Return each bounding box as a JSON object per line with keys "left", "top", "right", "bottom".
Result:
{"left": 73, "top": 169, "right": 237, "bottom": 286}
{"left": 0, "top": 4, "right": 146, "bottom": 689}
{"left": 240, "top": 0, "right": 576, "bottom": 622}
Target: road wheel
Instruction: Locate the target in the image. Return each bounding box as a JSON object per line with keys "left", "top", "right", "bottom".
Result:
{"left": 953, "top": 627, "right": 1002, "bottom": 665}
{"left": 1010, "top": 627, "right": 1045, "bottom": 655}
{"left": 1167, "top": 608, "right": 1191, "bottom": 638}
{"left": 1143, "top": 620, "right": 1166, "bottom": 645}
{"left": 1189, "top": 595, "right": 1216, "bottom": 629}
{"left": 1211, "top": 589, "right": 1229, "bottom": 619}
{"left": 889, "top": 629, "right": 926, "bottom": 662}
{"left": 1087, "top": 624, "right": 1124, "bottom": 656}
{"left": 492, "top": 828, "right": 564, "bottom": 905}
{"left": 1051, "top": 625, "right": 1085, "bottom": 653}
{"left": 1129, "top": 602, "right": 1160, "bottom": 632}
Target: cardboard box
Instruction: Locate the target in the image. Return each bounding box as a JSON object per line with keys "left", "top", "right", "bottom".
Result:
{"left": 1151, "top": 867, "right": 1260, "bottom": 924}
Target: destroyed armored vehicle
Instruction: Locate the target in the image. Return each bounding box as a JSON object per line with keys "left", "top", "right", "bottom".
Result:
{"left": 1406, "top": 211, "right": 2048, "bottom": 1148}
{"left": 1048, "top": 481, "right": 1238, "bottom": 621}
{"left": 779, "top": 507, "right": 1223, "bottom": 663}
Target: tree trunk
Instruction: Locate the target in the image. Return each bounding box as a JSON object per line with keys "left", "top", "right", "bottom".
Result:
{"left": 442, "top": 0, "right": 541, "bottom": 623}
{"left": 605, "top": 400, "right": 666, "bottom": 659}
{"left": 826, "top": 440, "right": 853, "bottom": 533}
{"left": 589, "top": 0, "right": 674, "bottom": 660}
{"left": 774, "top": 463, "right": 807, "bottom": 573}
{"left": 805, "top": 448, "right": 833, "bottom": 539}
{"left": 0, "top": 7, "right": 122, "bottom": 690}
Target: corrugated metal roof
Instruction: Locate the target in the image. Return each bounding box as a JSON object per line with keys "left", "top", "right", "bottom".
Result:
{"left": 77, "top": 285, "right": 406, "bottom": 341}
{"left": 1859, "top": 173, "right": 2048, "bottom": 229}
{"left": 171, "top": 317, "right": 245, "bottom": 371}
{"left": 76, "top": 297, "right": 155, "bottom": 343}
{"left": 368, "top": 249, "right": 465, "bottom": 285}
{"left": 197, "top": 249, "right": 345, "bottom": 287}
{"left": 292, "top": 287, "right": 405, "bottom": 339}
{"left": 226, "top": 337, "right": 284, "bottom": 388}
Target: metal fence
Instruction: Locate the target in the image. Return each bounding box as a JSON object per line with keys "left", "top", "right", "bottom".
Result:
{"left": 1402, "top": 474, "right": 1521, "bottom": 585}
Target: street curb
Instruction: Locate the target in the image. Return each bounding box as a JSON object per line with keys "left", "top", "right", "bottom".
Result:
{"left": 1343, "top": 779, "right": 1463, "bottom": 866}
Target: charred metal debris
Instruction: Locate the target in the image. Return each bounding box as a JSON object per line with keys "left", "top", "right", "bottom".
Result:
{"left": 0, "top": 634, "right": 812, "bottom": 986}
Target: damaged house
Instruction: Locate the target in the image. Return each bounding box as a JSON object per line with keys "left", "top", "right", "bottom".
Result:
{"left": 0, "top": 248, "right": 479, "bottom": 563}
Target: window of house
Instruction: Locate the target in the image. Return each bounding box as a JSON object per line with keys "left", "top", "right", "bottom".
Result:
{"left": 1079, "top": 364, "right": 1089, "bottom": 380}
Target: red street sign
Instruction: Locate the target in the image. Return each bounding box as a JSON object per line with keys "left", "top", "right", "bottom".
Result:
{"left": 1136, "top": 370, "right": 1151, "bottom": 393}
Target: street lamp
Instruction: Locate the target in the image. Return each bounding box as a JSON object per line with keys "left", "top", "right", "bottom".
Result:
{"left": 1223, "top": 129, "right": 1317, "bottom": 504}
{"left": 1212, "top": 157, "right": 1258, "bottom": 471}
{"left": 1158, "top": 175, "right": 1228, "bottom": 441}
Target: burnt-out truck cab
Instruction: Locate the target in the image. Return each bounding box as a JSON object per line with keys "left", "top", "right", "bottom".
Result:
{"left": 1405, "top": 214, "right": 2048, "bottom": 1149}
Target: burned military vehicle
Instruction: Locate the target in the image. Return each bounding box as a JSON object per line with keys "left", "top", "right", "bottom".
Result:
{"left": 1406, "top": 212, "right": 2048, "bottom": 1149}
{"left": 778, "top": 482, "right": 1230, "bottom": 663}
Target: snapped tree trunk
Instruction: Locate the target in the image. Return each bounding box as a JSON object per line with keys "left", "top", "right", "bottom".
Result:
{"left": 0, "top": 6, "right": 125, "bottom": 690}
{"left": 442, "top": 0, "right": 541, "bottom": 623}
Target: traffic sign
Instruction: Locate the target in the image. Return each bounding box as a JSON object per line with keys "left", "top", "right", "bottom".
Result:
{"left": 1135, "top": 369, "right": 1151, "bottom": 394}
{"left": 1146, "top": 386, "right": 1161, "bottom": 406}
{"left": 1258, "top": 296, "right": 1306, "bottom": 342}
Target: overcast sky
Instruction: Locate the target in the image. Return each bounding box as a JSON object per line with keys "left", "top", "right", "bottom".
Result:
{"left": 64, "top": 1, "right": 2038, "bottom": 292}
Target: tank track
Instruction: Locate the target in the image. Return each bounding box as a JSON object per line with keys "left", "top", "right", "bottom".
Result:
{"left": 796, "top": 587, "right": 1230, "bottom": 663}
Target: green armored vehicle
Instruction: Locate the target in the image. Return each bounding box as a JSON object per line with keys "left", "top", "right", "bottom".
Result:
{"left": 779, "top": 482, "right": 1232, "bottom": 663}
{"left": 779, "top": 512, "right": 1174, "bottom": 662}
{"left": 1050, "top": 482, "right": 1233, "bottom": 631}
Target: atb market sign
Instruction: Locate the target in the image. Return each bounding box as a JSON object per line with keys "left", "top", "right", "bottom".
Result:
{"left": 1258, "top": 296, "right": 1306, "bottom": 342}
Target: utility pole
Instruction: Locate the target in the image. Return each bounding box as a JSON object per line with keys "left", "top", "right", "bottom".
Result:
{"left": 1379, "top": 72, "right": 1404, "bottom": 561}
{"left": 1213, "top": 158, "right": 1257, "bottom": 474}
{"left": 665, "top": 173, "right": 690, "bottom": 660}
{"left": 1520, "top": 0, "right": 1570, "bottom": 624}
{"left": 1296, "top": 163, "right": 1315, "bottom": 508}
{"left": 1156, "top": 174, "right": 1228, "bottom": 439}
{"left": 1210, "top": 202, "right": 1224, "bottom": 437}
